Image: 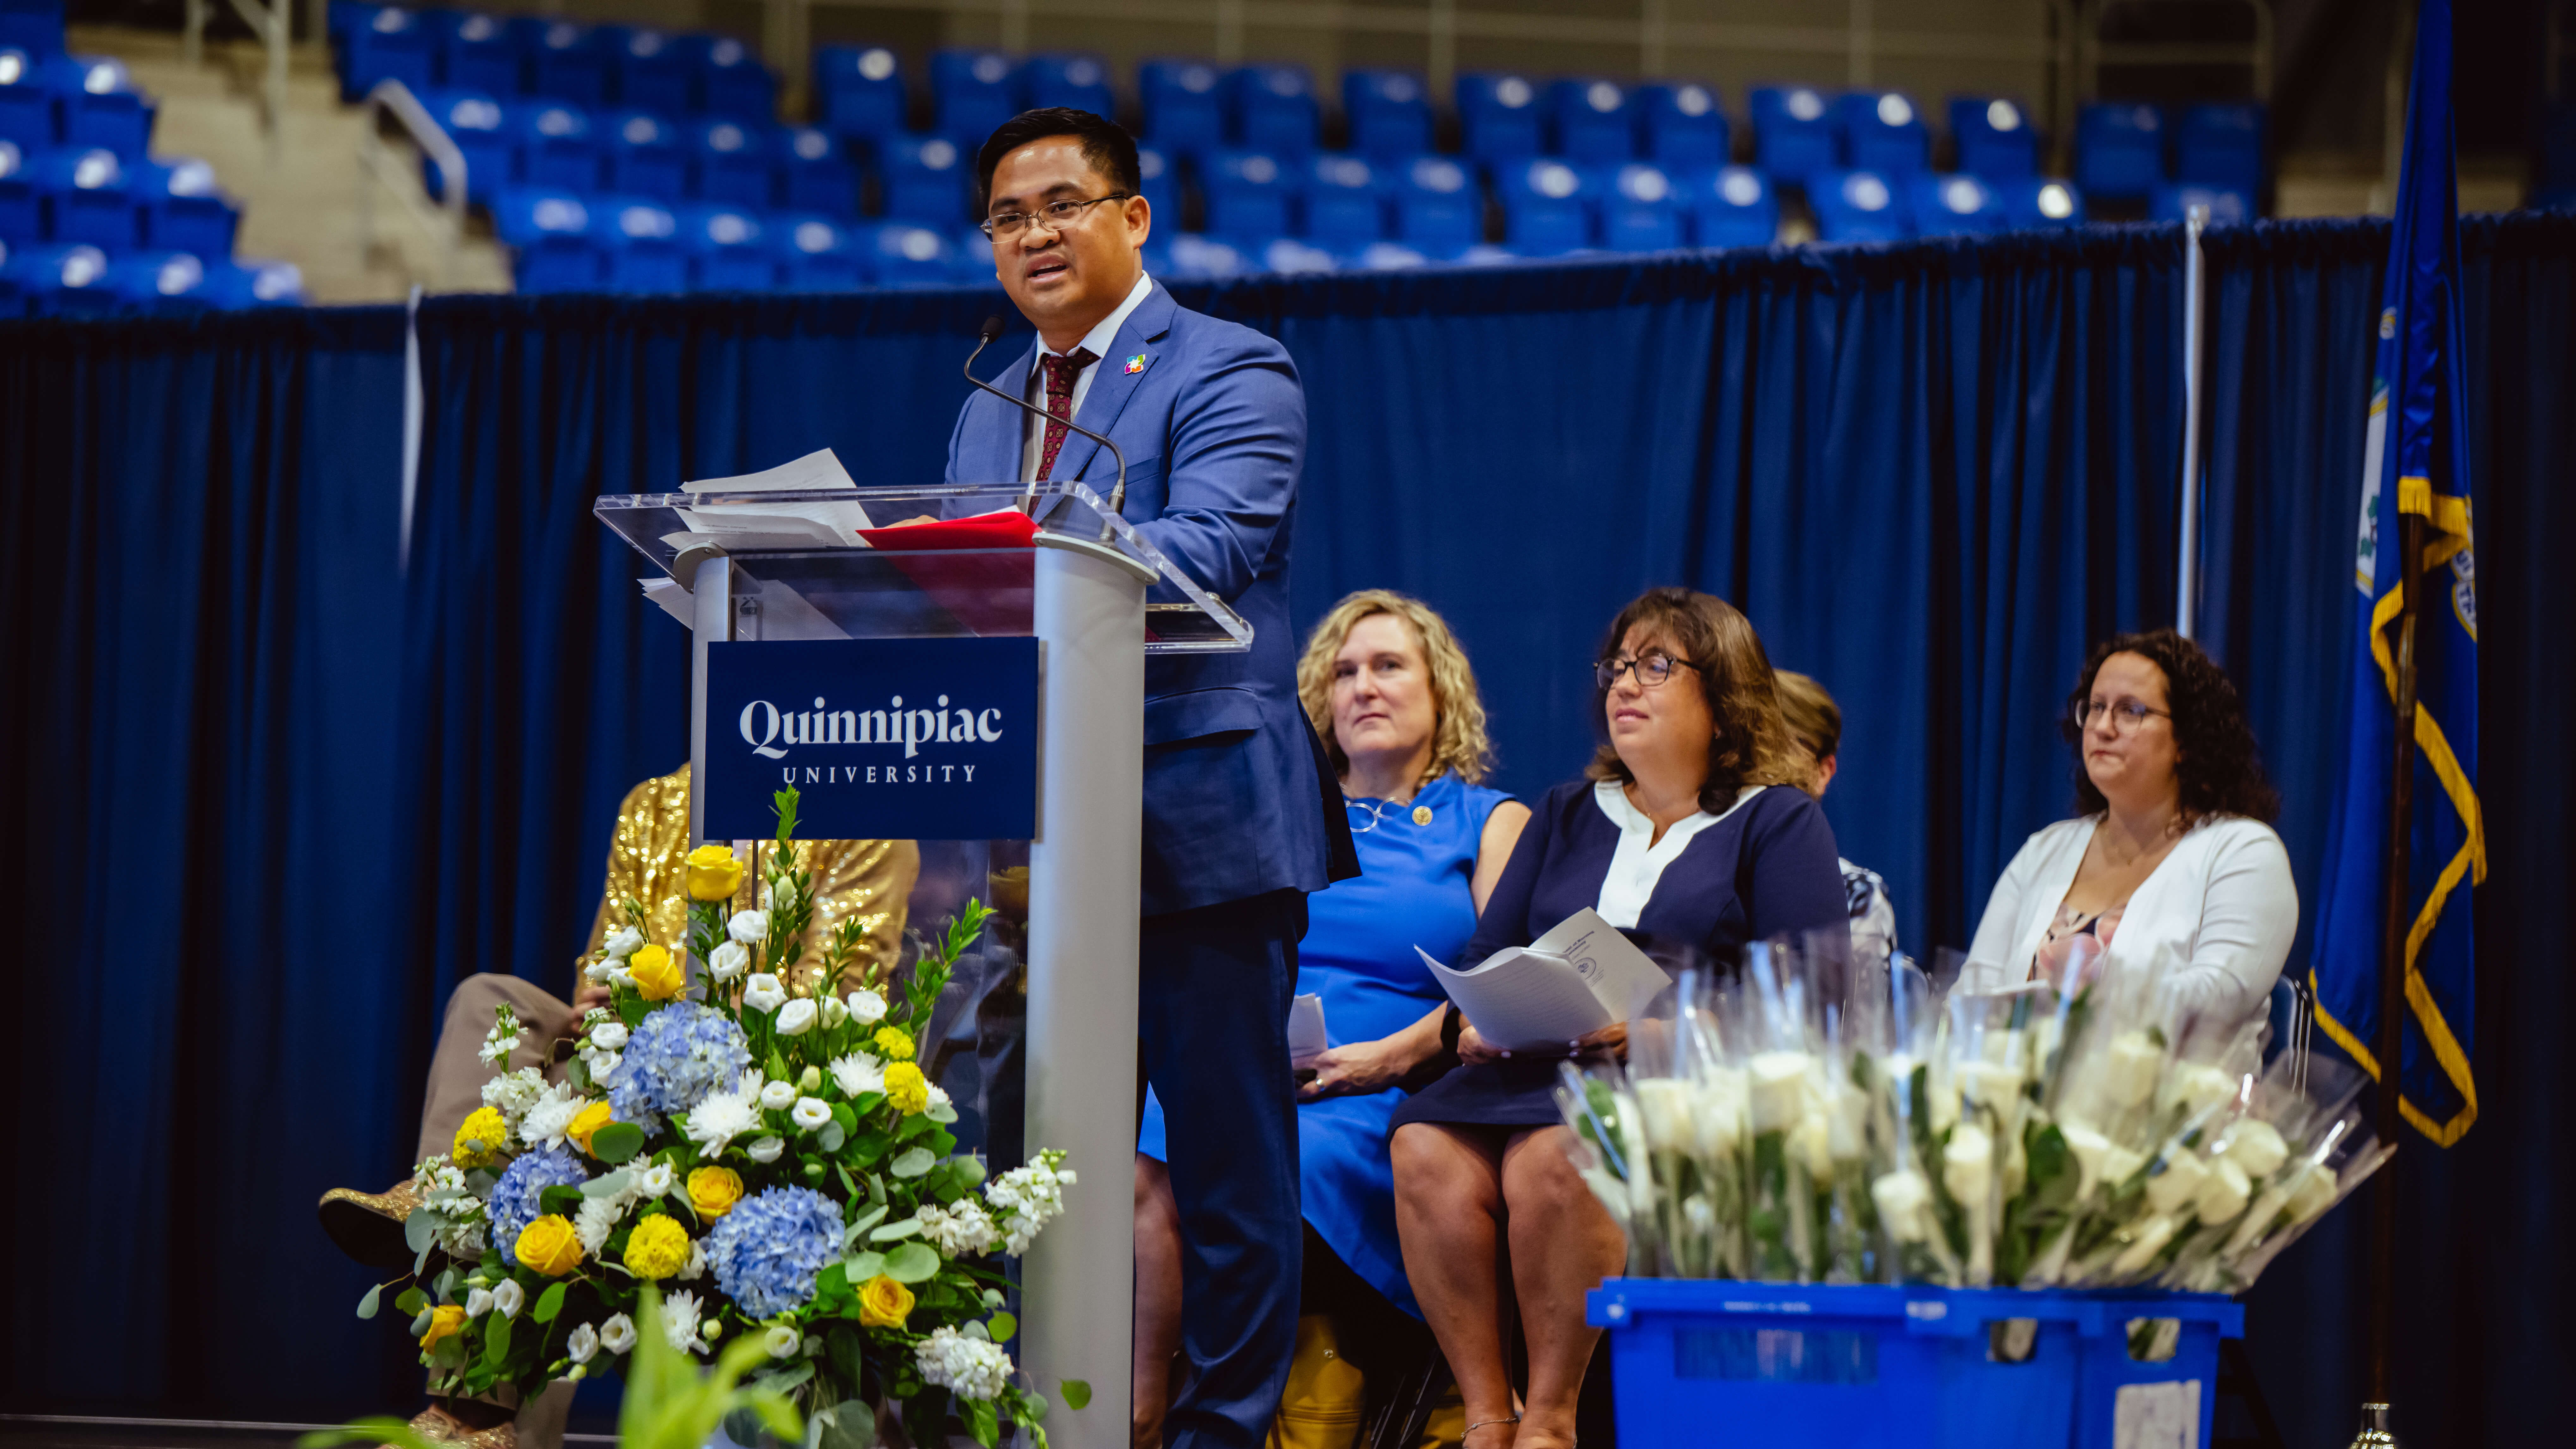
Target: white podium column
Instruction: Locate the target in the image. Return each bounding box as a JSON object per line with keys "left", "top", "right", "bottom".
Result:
{"left": 1020, "top": 534, "right": 1152, "bottom": 1447}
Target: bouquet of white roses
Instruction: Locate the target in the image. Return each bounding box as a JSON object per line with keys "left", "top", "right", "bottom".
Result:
{"left": 358, "top": 786, "right": 1080, "bottom": 1449}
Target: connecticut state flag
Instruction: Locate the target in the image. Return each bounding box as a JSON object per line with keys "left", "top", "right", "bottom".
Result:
{"left": 2309, "top": 0, "right": 2482, "bottom": 1145}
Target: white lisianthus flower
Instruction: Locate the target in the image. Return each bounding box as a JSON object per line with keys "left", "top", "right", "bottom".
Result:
{"left": 607, "top": 965, "right": 634, "bottom": 989}
{"left": 598, "top": 1313, "right": 637, "bottom": 1355}
{"left": 847, "top": 989, "right": 887, "bottom": 1026}
{"left": 587, "top": 1049, "right": 622, "bottom": 1080}
{"left": 566, "top": 1322, "right": 600, "bottom": 1364}
{"left": 926, "top": 1084, "right": 953, "bottom": 1114}
{"left": 707, "top": 941, "right": 750, "bottom": 983}
{"left": 745, "top": 1135, "right": 786, "bottom": 1164}
{"left": 765, "top": 1324, "right": 801, "bottom": 1359}
{"left": 791, "top": 1096, "right": 832, "bottom": 1132}
{"left": 776, "top": 998, "right": 819, "bottom": 1037}
{"left": 729, "top": 910, "right": 770, "bottom": 944}
{"left": 604, "top": 926, "right": 644, "bottom": 959}
{"left": 585, "top": 959, "right": 617, "bottom": 985}
{"left": 820, "top": 994, "right": 849, "bottom": 1030}
{"left": 759, "top": 1078, "right": 798, "bottom": 1111}
{"left": 492, "top": 1279, "right": 524, "bottom": 1319}
{"left": 464, "top": 1287, "right": 494, "bottom": 1318}
{"left": 742, "top": 973, "right": 787, "bottom": 1013}
{"left": 662, "top": 1291, "right": 708, "bottom": 1355}
{"left": 636, "top": 1162, "right": 676, "bottom": 1199}
{"left": 830, "top": 1053, "right": 885, "bottom": 1097}
{"left": 589, "top": 1022, "right": 629, "bottom": 1052}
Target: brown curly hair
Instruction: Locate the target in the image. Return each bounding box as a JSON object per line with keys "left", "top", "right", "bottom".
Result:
{"left": 1586, "top": 588, "right": 1811, "bottom": 812}
{"left": 2063, "top": 628, "right": 2280, "bottom": 824}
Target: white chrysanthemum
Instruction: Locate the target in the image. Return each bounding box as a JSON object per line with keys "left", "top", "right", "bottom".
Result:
{"left": 926, "top": 1085, "right": 953, "bottom": 1114}
{"left": 598, "top": 1313, "right": 636, "bottom": 1355}
{"left": 791, "top": 1096, "right": 832, "bottom": 1131}
{"left": 918, "top": 1198, "right": 1001, "bottom": 1256}
{"left": 677, "top": 1238, "right": 708, "bottom": 1281}
{"left": 480, "top": 1067, "right": 547, "bottom": 1128}
{"left": 915, "top": 1326, "right": 1015, "bottom": 1400}
{"left": 520, "top": 1083, "right": 587, "bottom": 1151}
{"left": 566, "top": 1321, "right": 600, "bottom": 1364}
{"left": 830, "top": 1052, "right": 885, "bottom": 1097}
{"left": 847, "top": 989, "right": 886, "bottom": 1026}
{"left": 759, "top": 1079, "right": 797, "bottom": 1111}
{"left": 708, "top": 941, "right": 750, "bottom": 982}
{"left": 728, "top": 910, "right": 770, "bottom": 944}
{"left": 744, "top": 1136, "right": 785, "bottom": 1164}
{"left": 661, "top": 1290, "right": 708, "bottom": 1354}
{"left": 575, "top": 1194, "right": 625, "bottom": 1255}
{"left": 742, "top": 973, "right": 787, "bottom": 1013}
{"left": 686, "top": 1072, "right": 765, "bottom": 1156}
{"left": 492, "top": 1279, "right": 524, "bottom": 1319}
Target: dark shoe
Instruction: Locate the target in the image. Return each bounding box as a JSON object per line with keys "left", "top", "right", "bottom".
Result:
{"left": 318, "top": 1179, "right": 428, "bottom": 1270}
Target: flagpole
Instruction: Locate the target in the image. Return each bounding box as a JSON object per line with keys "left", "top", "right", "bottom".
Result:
{"left": 2360, "top": 503, "right": 2427, "bottom": 1448}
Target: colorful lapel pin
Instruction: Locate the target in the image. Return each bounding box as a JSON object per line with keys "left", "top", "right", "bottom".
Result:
{"left": 1125, "top": 353, "right": 1147, "bottom": 374}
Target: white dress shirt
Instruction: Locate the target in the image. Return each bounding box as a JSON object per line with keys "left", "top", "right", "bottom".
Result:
{"left": 1590, "top": 780, "right": 1765, "bottom": 929}
{"left": 1019, "top": 271, "right": 1156, "bottom": 482}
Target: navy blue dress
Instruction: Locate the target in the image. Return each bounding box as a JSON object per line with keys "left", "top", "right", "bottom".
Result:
{"left": 1389, "top": 778, "right": 1848, "bottom": 1132}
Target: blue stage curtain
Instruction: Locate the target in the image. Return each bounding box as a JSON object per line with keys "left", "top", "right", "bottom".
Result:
{"left": 0, "top": 309, "right": 413, "bottom": 1414}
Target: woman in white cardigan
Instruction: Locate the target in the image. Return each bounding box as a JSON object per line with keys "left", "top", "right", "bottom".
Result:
{"left": 1964, "top": 629, "right": 2296, "bottom": 1023}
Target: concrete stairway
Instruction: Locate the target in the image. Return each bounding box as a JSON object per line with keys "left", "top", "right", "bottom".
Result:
{"left": 71, "top": 23, "right": 512, "bottom": 303}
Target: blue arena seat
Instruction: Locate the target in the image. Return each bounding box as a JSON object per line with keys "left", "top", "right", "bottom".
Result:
{"left": 1840, "top": 90, "right": 1928, "bottom": 176}
{"left": 1748, "top": 84, "right": 1835, "bottom": 183}
{"left": 515, "top": 101, "right": 597, "bottom": 191}
{"left": 1549, "top": 79, "right": 1636, "bottom": 165}
{"left": 431, "top": 12, "right": 519, "bottom": 99}
{"left": 679, "top": 203, "right": 774, "bottom": 288}
{"left": 58, "top": 55, "right": 152, "bottom": 158}
{"left": 343, "top": 5, "right": 433, "bottom": 102}
{"left": 598, "top": 195, "right": 684, "bottom": 291}
{"left": 200, "top": 255, "right": 303, "bottom": 307}
{"left": 1495, "top": 156, "right": 1591, "bottom": 254}
{"left": 2076, "top": 102, "right": 2166, "bottom": 200}
{"left": 1342, "top": 239, "right": 1429, "bottom": 271}
{"left": 773, "top": 212, "right": 865, "bottom": 289}
{"left": 1457, "top": 72, "right": 1542, "bottom": 166}
{"left": 931, "top": 49, "right": 1018, "bottom": 147}
{"left": 1203, "top": 148, "right": 1290, "bottom": 241}
{"left": 1638, "top": 81, "right": 1728, "bottom": 169}
{"left": 682, "top": 35, "right": 774, "bottom": 121}
{"left": 1997, "top": 175, "right": 2085, "bottom": 229}
{"left": 2150, "top": 180, "right": 2249, "bottom": 225}
{"left": 1227, "top": 63, "right": 1317, "bottom": 159}
{"left": 880, "top": 131, "right": 964, "bottom": 223}
{"left": 685, "top": 117, "right": 773, "bottom": 207}
{"left": 2, "top": 239, "right": 111, "bottom": 314}
{"left": 869, "top": 221, "right": 954, "bottom": 286}
{"left": 610, "top": 27, "right": 692, "bottom": 116}
{"left": 1, "top": 46, "right": 58, "bottom": 148}
{"left": 30, "top": 145, "right": 139, "bottom": 247}
{"left": 0, "top": 137, "right": 34, "bottom": 237}
{"left": 493, "top": 186, "right": 599, "bottom": 292}
{"left": 138, "top": 155, "right": 238, "bottom": 254}
{"left": 816, "top": 45, "right": 905, "bottom": 139}
{"left": 779, "top": 125, "right": 859, "bottom": 215}
{"left": 1950, "top": 95, "right": 2037, "bottom": 181}
{"left": 603, "top": 109, "right": 684, "bottom": 199}
{"left": 1138, "top": 59, "right": 1222, "bottom": 160}
{"left": 1342, "top": 69, "right": 1430, "bottom": 160}
{"left": 1597, "top": 161, "right": 1681, "bottom": 250}
{"left": 529, "top": 21, "right": 609, "bottom": 110}
{"left": 1686, "top": 164, "right": 1778, "bottom": 248}
{"left": 102, "top": 248, "right": 220, "bottom": 312}
{"left": 1908, "top": 171, "right": 2004, "bottom": 236}
{"left": 1392, "top": 153, "right": 1479, "bottom": 254}
{"left": 425, "top": 89, "right": 512, "bottom": 200}
{"left": 1134, "top": 144, "right": 1178, "bottom": 221}
{"left": 1024, "top": 53, "right": 1113, "bottom": 115}
{"left": 2175, "top": 102, "right": 2262, "bottom": 196}
{"left": 0, "top": 0, "right": 60, "bottom": 59}
{"left": 1809, "top": 168, "right": 1909, "bottom": 242}
{"left": 1258, "top": 236, "right": 1336, "bottom": 275}
{"left": 1302, "top": 152, "right": 1385, "bottom": 248}
{"left": 1162, "top": 232, "right": 1248, "bottom": 280}
{"left": 950, "top": 224, "right": 999, "bottom": 284}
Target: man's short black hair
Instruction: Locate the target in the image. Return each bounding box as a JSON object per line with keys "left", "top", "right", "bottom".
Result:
{"left": 975, "top": 107, "right": 1141, "bottom": 215}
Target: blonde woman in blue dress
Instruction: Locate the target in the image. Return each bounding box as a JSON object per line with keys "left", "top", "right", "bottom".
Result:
{"left": 1133, "top": 591, "right": 1530, "bottom": 1447}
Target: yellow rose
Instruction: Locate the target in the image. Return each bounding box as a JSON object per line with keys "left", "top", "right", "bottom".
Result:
{"left": 688, "top": 1165, "right": 745, "bottom": 1220}
{"left": 514, "top": 1214, "right": 585, "bottom": 1277}
{"left": 566, "top": 1100, "right": 616, "bottom": 1155}
{"left": 452, "top": 1107, "right": 512, "bottom": 1170}
{"left": 857, "top": 1274, "right": 915, "bottom": 1329}
{"left": 882, "top": 1061, "right": 929, "bottom": 1115}
{"left": 419, "top": 1302, "right": 467, "bottom": 1351}
{"left": 872, "top": 1026, "right": 916, "bottom": 1062}
{"left": 686, "top": 844, "right": 745, "bottom": 902}
{"left": 629, "top": 944, "right": 685, "bottom": 1001}
{"left": 623, "top": 1214, "right": 691, "bottom": 1280}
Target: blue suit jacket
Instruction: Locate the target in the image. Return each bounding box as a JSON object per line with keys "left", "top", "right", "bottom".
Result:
{"left": 946, "top": 279, "right": 1335, "bottom": 916}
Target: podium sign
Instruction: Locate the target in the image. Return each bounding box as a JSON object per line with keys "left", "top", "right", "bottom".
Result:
{"left": 701, "top": 636, "right": 1039, "bottom": 840}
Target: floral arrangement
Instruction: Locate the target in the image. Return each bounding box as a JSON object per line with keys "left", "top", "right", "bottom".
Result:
{"left": 356, "top": 787, "right": 1080, "bottom": 1447}
{"left": 1558, "top": 933, "right": 2392, "bottom": 1296}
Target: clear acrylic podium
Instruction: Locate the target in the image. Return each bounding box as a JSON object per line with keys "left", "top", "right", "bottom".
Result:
{"left": 597, "top": 481, "right": 1251, "bottom": 1447}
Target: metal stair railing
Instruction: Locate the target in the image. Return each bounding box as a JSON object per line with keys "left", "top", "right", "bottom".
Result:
{"left": 356, "top": 78, "right": 467, "bottom": 290}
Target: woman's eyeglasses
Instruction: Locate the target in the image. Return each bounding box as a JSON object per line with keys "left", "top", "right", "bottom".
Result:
{"left": 1596, "top": 652, "right": 1698, "bottom": 690}
{"left": 2071, "top": 699, "right": 2171, "bottom": 734}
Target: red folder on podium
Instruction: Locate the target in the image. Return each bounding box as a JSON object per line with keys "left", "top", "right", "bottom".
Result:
{"left": 856, "top": 510, "right": 1039, "bottom": 635}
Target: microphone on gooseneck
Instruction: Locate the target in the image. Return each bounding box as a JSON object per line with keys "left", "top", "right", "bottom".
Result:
{"left": 964, "top": 315, "right": 1130, "bottom": 531}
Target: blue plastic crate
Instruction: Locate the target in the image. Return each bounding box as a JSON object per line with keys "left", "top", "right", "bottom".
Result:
{"left": 1586, "top": 1279, "right": 2241, "bottom": 1449}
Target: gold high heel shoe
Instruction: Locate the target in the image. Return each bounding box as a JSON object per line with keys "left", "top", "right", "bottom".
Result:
{"left": 406, "top": 1400, "right": 517, "bottom": 1449}
{"left": 317, "top": 1178, "right": 429, "bottom": 1270}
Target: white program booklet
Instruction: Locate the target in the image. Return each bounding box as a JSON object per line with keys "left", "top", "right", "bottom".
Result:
{"left": 1415, "top": 909, "right": 1675, "bottom": 1053}
{"left": 669, "top": 447, "right": 876, "bottom": 547}
{"left": 1288, "top": 993, "right": 1328, "bottom": 1069}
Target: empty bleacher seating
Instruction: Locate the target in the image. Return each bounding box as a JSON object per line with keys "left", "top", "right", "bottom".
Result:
{"left": 1810, "top": 168, "right": 1907, "bottom": 242}
{"left": 1598, "top": 160, "right": 1681, "bottom": 250}
{"left": 1204, "top": 148, "right": 1290, "bottom": 241}
{"left": 880, "top": 132, "right": 963, "bottom": 223}
{"left": 1998, "top": 176, "right": 2085, "bottom": 229}
{"left": 0, "top": 0, "right": 63, "bottom": 59}
{"left": 1549, "top": 79, "right": 1635, "bottom": 165}
{"left": 1909, "top": 172, "right": 2004, "bottom": 236}
{"left": 778, "top": 126, "right": 859, "bottom": 215}
{"left": 612, "top": 27, "right": 693, "bottom": 117}
{"left": 2150, "top": 180, "right": 2249, "bottom": 225}
{"left": 1951, "top": 95, "right": 2036, "bottom": 180}
{"left": 1495, "top": 156, "right": 1590, "bottom": 254}
{"left": 816, "top": 44, "right": 904, "bottom": 140}
{"left": 1750, "top": 84, "right": 1835, "bottom": 183}
{"left": 686, "top": 117, "right": 773, "bottom": 208}
{"left": 2075, "top": 102, "right": 2165, "bottom": 200}
{"left": 2174, "top": 102, "right": 2262, "bottom": 196}
{"left": 1457, "top": 72, "right": 1542, "bottom": 167}
{"left": 932, "top": 49, "right": 1018, "bottom": 146}
{"left": 1840, "top": 90, "right": 1928, "bottom": 176}
{"left": 1687, "top": 164, "right": 1778, "bottom": 248}
{"left": 1343, "top": 69, "right": 1430, "bottom": 161}
{"left": 1227, "top": 63, "right": 1316, "bottom": 158}
{"left": 1393, "top": 154, "right": 1478, "bottom": 255}
{"left": 1138, "top": 59, "right": 1221, "bottom": 160}
{"left": 1638, "top": 82, "right": 1727, "bottom": 169}
{"left": 1024, "top": 52, "right": 1113, "bottom": 115}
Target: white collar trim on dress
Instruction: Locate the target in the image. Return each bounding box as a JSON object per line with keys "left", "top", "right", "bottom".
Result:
{"left": 1590, "top": 780, "right": 1765, "bottom": 929}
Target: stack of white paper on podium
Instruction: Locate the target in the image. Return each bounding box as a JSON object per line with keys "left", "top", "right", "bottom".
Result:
{"left": 1416, "top": 909, "right": 1674, "bottom": 1053}
{"left": 644, "top": 448, "right": 877, "bottom": 625}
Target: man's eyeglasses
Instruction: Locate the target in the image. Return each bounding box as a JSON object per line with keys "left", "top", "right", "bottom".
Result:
{"left": 1596, "top": 652, "right": 1699, "bottom": 690}
{"left": 980, "top": 192, "right": 1133, "bottom": 241}
{"left": 2071, "top": 699, "right": 2171, "bottom": 734}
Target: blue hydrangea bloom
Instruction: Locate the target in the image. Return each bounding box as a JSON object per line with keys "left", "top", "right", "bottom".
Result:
{"left": 707, "top": 1186, "right": 844, "bottom": 1318}
{"left": 488, "top": 1145, "right": 589, "bottom": 1267}
{"left": 604, "top": 1000, "right": 749, "bottom": 1124}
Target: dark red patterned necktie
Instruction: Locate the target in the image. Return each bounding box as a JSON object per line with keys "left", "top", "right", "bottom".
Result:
{"left": 1035, "top": 347, "right": 1099, "bottom": 480}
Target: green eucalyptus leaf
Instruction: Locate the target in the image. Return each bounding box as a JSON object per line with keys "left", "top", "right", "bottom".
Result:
{"left": 926, "top": 1099, "right": 959, "bottom": 1125}
{"left": 591, "top": 1122, "right": 647, "bottom": 1164}
{"left": 408, "top": 1308, "right": 434, "bottom": 1339}
{"left": 533, "top": 1281, "right": 568, "bottom": 1324}
{"left": 846, "top": 1204, "right": 890, "bottom": 1243}
{"left": 890, "top": 1147, "right": 935, "bottom": 1178}
{"left": 830, "top": 1102, "right": 857, "bottom": 1134}
{"left": 818, "top": 1121, "right": 847, "bottom": 1153}
{"left": 581, "top": 1168, "right": 636, "bottom": 1198}
{"left": 811, "top": 1400, "right": 878, "bottom": 1449}
{"left": 404, "top": 1208, "right": 442, "bottom": 1256}
{"left": 752, "top": 1361, "right": 816, "bottom": 1395}
{"left": 870, "top": 1217, "right": 921, "bottom": 1243}
{"left": 986, "top": 1311, "right": 1017, "bottom": 1342}
{"left": 355, "top": 1283, "right": 382, "bottom": 1320}
{"left": 483, "top": 1310, "right": 513, "bottom": 1366}
{"left": 721, "top": 1408, "right": 767, "bottom": 1447}
{"left": 843, "top": 1249, "right": 886, "bottom": 1281}
{"left": 395, "top": 1287, "right": 429, "bottom": 1318}
{"left": 1058, "top": 1379, "right": 1092, "bottom": 1411}
{"left": 882, "top": 1241, "right": 940, "bottom": 1283}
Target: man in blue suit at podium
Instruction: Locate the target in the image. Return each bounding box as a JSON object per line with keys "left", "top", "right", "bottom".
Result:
{"left": 946, "top": 107, "right": 1349, "bottom": 1447}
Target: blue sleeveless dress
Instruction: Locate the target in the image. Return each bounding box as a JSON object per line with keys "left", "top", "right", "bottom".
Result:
{"left": 1138, "top": 770, "right": 1512, "bottom": 1318}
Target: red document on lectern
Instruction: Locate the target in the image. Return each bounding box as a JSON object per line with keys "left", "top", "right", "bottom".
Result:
{"left": 855, "top": 509, "right": 1038, "bottom": 635}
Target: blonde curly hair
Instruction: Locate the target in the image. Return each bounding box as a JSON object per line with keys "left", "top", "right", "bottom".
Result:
{"left": 1297, "top": 590, "right": 1496, "bottom": 788}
